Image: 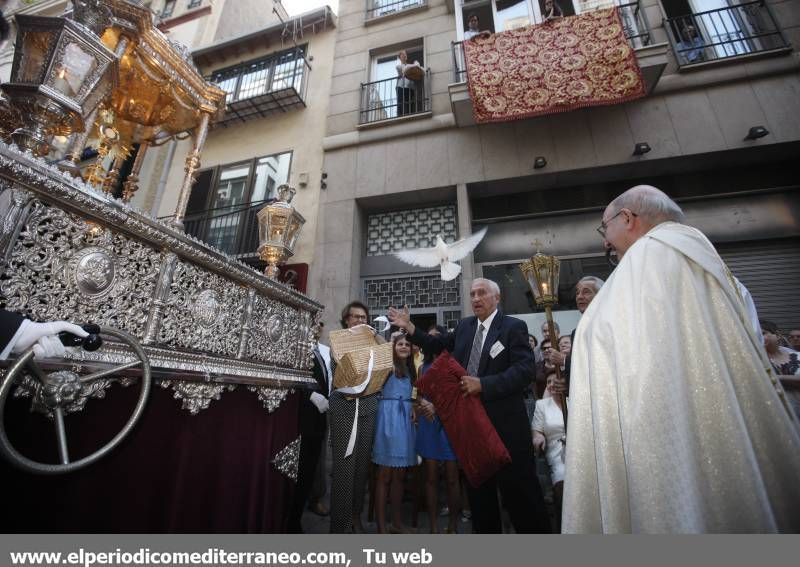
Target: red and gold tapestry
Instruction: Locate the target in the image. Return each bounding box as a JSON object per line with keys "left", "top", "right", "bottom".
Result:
{"left": 464, "top": 8, "right": 646, "bottom": 123}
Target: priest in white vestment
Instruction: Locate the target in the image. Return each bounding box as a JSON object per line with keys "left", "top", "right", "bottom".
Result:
{"left": 562, "top": 185, "right": 800, "bottom": 533}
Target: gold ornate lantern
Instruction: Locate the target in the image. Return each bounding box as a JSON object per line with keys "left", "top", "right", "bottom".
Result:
{"left": 0, "top": 14, "right": 118, "bottom": 157}
{"left": 257, "top": 185, "right": 305, "bottom": 279}
{"left": 520, "top": 252, "right": 560, "bottom": 306}
{"left": 520, "top": 252, "right": 568, "bottom": 431}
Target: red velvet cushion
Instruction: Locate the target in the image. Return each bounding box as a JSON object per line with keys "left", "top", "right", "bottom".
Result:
{"left": 417, "top": 351, "right": 511, "bottom": 487}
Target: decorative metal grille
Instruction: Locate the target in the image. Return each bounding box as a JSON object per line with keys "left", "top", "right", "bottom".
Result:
{"left": 364, "top": 274, "right": 461, "bottom": 311}
{"left": 366, "top": 205, "right": 457, "bottom": 256}
{"left": 443, "top": 310, "right": 461, "bottom": 331}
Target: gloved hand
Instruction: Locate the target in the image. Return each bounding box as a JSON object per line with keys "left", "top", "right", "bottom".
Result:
{"left": 309, "top": 392, "right": 329, "bottom": 414}
{"left": 12, "top": 320, "right": 89, "bottom": 360}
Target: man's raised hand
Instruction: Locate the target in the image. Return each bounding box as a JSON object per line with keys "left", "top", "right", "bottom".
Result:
{"left": 387, "top": 305, "right": 416, "bottom": 335}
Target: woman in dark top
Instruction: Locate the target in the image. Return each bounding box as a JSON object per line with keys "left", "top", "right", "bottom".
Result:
{"left": 415, "top": 325, "right": 461, "bottom": 533}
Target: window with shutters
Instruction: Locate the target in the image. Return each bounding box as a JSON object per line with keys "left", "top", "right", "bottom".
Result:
{"left": 163, "top": 151, "right": 293, "bottom": 256}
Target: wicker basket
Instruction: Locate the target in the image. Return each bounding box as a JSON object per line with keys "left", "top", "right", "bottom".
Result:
{"left": 329, "top": 326, "right": 377, "bottom": 361}
{"left": 330, "top": 326, "right": 394, "bottom": 396}
{"left": 404, "top": 65, "right": 424, "bottom": 81}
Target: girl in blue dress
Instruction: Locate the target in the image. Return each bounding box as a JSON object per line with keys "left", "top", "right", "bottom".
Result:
{"left": 416, "top": 325, "right": 461, "bottom": 533}
{"left": 372, "top": 333, "right": 417, "bottom": 533}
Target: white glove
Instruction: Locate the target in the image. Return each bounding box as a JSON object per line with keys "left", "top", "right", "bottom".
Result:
{"left": 32, "top": 335, "right": 66, "bottom": 359}
{"left": 310, "top": 392, "right": 329, "bottom": 414}
{"left": 12, "top": 320, "right": 89, "bottom": 360}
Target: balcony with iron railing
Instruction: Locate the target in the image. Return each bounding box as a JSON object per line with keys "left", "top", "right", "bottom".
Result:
{"left": 359, "top": 68, "right": 432, "bottom": 126}
{"left": 366, "top": 0, "right": 427, "bottom": 22}
{"left": 448, "top": 1, "right": 669, "bottom": 126}
{"left": 208, "top": 48, "right": 311, "bottom": 128}
{"left": 664, "top": 1, "right": 790, "bottom": 68}
{"left": 159, "top": 199, "right": 271, "bottom": 258}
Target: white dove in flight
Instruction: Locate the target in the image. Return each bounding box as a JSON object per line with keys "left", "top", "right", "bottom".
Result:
{"left": 393, "top": 227, "right": 488, "bottom": 281}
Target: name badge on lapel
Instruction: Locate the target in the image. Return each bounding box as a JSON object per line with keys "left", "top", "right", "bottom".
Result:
{"left": 489, "top": 341, "right": 505, "bottom": 359}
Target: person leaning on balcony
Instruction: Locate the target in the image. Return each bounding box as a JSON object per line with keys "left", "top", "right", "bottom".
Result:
{"left": 464, "top": 13, "right": 492, "bottom": 41}
{"left": 678, "top": 23, "right": 705, "bottom": 64}
{"left": 542, "top": 0, "right": 564, "bottom": 22}
{"left": 396, "top": 50, "right": 422, "bottom": 117}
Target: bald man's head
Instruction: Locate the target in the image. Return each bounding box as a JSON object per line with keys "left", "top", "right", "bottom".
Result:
{"left": 608, "top": 185, "right": 685, "bottom": 227}
{"left": 600, "top": 185, "right": 685, "bottom": 260}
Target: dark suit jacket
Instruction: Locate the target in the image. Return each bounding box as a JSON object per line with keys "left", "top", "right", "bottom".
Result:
{"left": 0, "top": 309, "right": 24, "bottom": 353}
{"left": 564, "top": 327, "right": 575, "bottom": 390}
{"left": 299, "top": 347, "right": 330, "bottom": 437}
{"left": 410, "top": 310, "right": 535, "bottom": 463}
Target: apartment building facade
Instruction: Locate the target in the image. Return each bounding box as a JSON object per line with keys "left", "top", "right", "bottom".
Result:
{"left": 140, "top": 1, "right": 337, "bottom": 278}
{"left": 1, "top": 0, "right": 337, "bottom": 282}
{"left": 310, "top": 0, "right": 800, "bottom": 338}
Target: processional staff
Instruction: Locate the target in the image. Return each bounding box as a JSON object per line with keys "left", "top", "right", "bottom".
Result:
{"left": 520, "top": 252, "right": 568, "bottom": 436}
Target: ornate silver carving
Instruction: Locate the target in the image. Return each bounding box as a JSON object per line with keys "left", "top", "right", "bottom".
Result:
{"left": 272, "top": 436, "right": 301, "bottom": 483}
{"left": 266, "top": 314, "right": 284, "bottom": 341}
{"left": 0, "top": 143, "right": 322, "bottom": 314}
{"left": 62, "top": 341, "right": 315, "bottom": 388}
{"left": 0, "top": 142, "right": 322, "bottom": 416}
{"left": 143, "top": 251, "right": 177, "bottom": 344}
{"left": 0, "top": 199, "right": 159, "bottom": 337}
{"left": 71, "top": 0, "right": 114, "bottom": 36}
{"left": 0, "top": 183, "right": 33, "bottom": 270}
{"left": 69, "top": 246, "right": 116, "bottom": 297}
{"left": 160, "top": 379, "right": 236, "bottom": 415}
{"left": 248, "top": 295, "right": 302, "bottom": 367}
{"left": 247, "top": 385, "right": 292, "bottom": 413}
{"left": 193, "top": 289, "right": 222, "bottom": 328}
{"left": 12, "top": 371, "right": 132, "bottom": 420}
{"left": 237, "top": 288, "right": 256, "bottom": 359}
{"left": 158, "top": 260, "right": 246, "bottom": 358}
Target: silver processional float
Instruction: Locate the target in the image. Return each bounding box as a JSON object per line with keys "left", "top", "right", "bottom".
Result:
{"left": 0, "top": 0, "right": 321, "bottom": 477}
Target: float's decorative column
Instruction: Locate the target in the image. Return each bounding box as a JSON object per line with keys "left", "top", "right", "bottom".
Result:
{"left": 122, "top": 142, "right": 149, "bottom": 203}
{"left": 171, "top": 111, "right": 212, "bottom": 229}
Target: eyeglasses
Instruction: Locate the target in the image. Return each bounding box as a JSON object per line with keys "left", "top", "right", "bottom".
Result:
{"left": 348, "top": 313, "right": 368, "bottom": 321}
{"left": 596, "top": 209, "right": 638, "bottom": 238}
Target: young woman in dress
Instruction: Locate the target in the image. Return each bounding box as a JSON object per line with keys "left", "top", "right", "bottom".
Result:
{"left": 416, "top": 325, "right": 461, "bottom": 533}
{"left": 372, "top": 333, "right": 417, "bottom": 533}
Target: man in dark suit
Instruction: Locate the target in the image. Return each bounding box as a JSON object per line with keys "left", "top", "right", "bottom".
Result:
{"left": 287, "top": 342, "right": 331, "bottom": 532}
{"left": 0, "top": 309, "right": 87, "bottom": 360}
{"left": 389, "top": 278, "right": 550, "bottom": 533}
{"left": 543, "top": 276, "right": 604, "bottom": 393}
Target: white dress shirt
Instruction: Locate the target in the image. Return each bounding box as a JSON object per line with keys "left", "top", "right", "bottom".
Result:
{"left": 474, "top": 309, "right": 498, "bottom": 353}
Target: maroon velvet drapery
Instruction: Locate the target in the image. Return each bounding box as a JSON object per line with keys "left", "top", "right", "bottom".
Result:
{"left": 0, "top": 382, "right": 299, "bottom": 533}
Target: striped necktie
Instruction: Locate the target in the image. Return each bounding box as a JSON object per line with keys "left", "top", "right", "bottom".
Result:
{"left": 466, "top": 323, "right": 484, "bottom": 376}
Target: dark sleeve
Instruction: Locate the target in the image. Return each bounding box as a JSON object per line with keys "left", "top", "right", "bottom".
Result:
{"left": 480, "top": 318, "right": 535, "bottom": 402}
{"left": 565, "top": 328, "right": 575, "bottom": 389}
{"left": 408, "top": 324, "right": 456, "bottom": 356}
{"left": 0, "top": 309, "right": 25, "bottom": 352}
{"left": 0, "top": 15, "right": 10, "bottom": 43}
{"left": 534, "top": 358, "right": 546, "bottom": 398}
{"left": 308, "top": 354, "right": 326, "bottom": 401}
